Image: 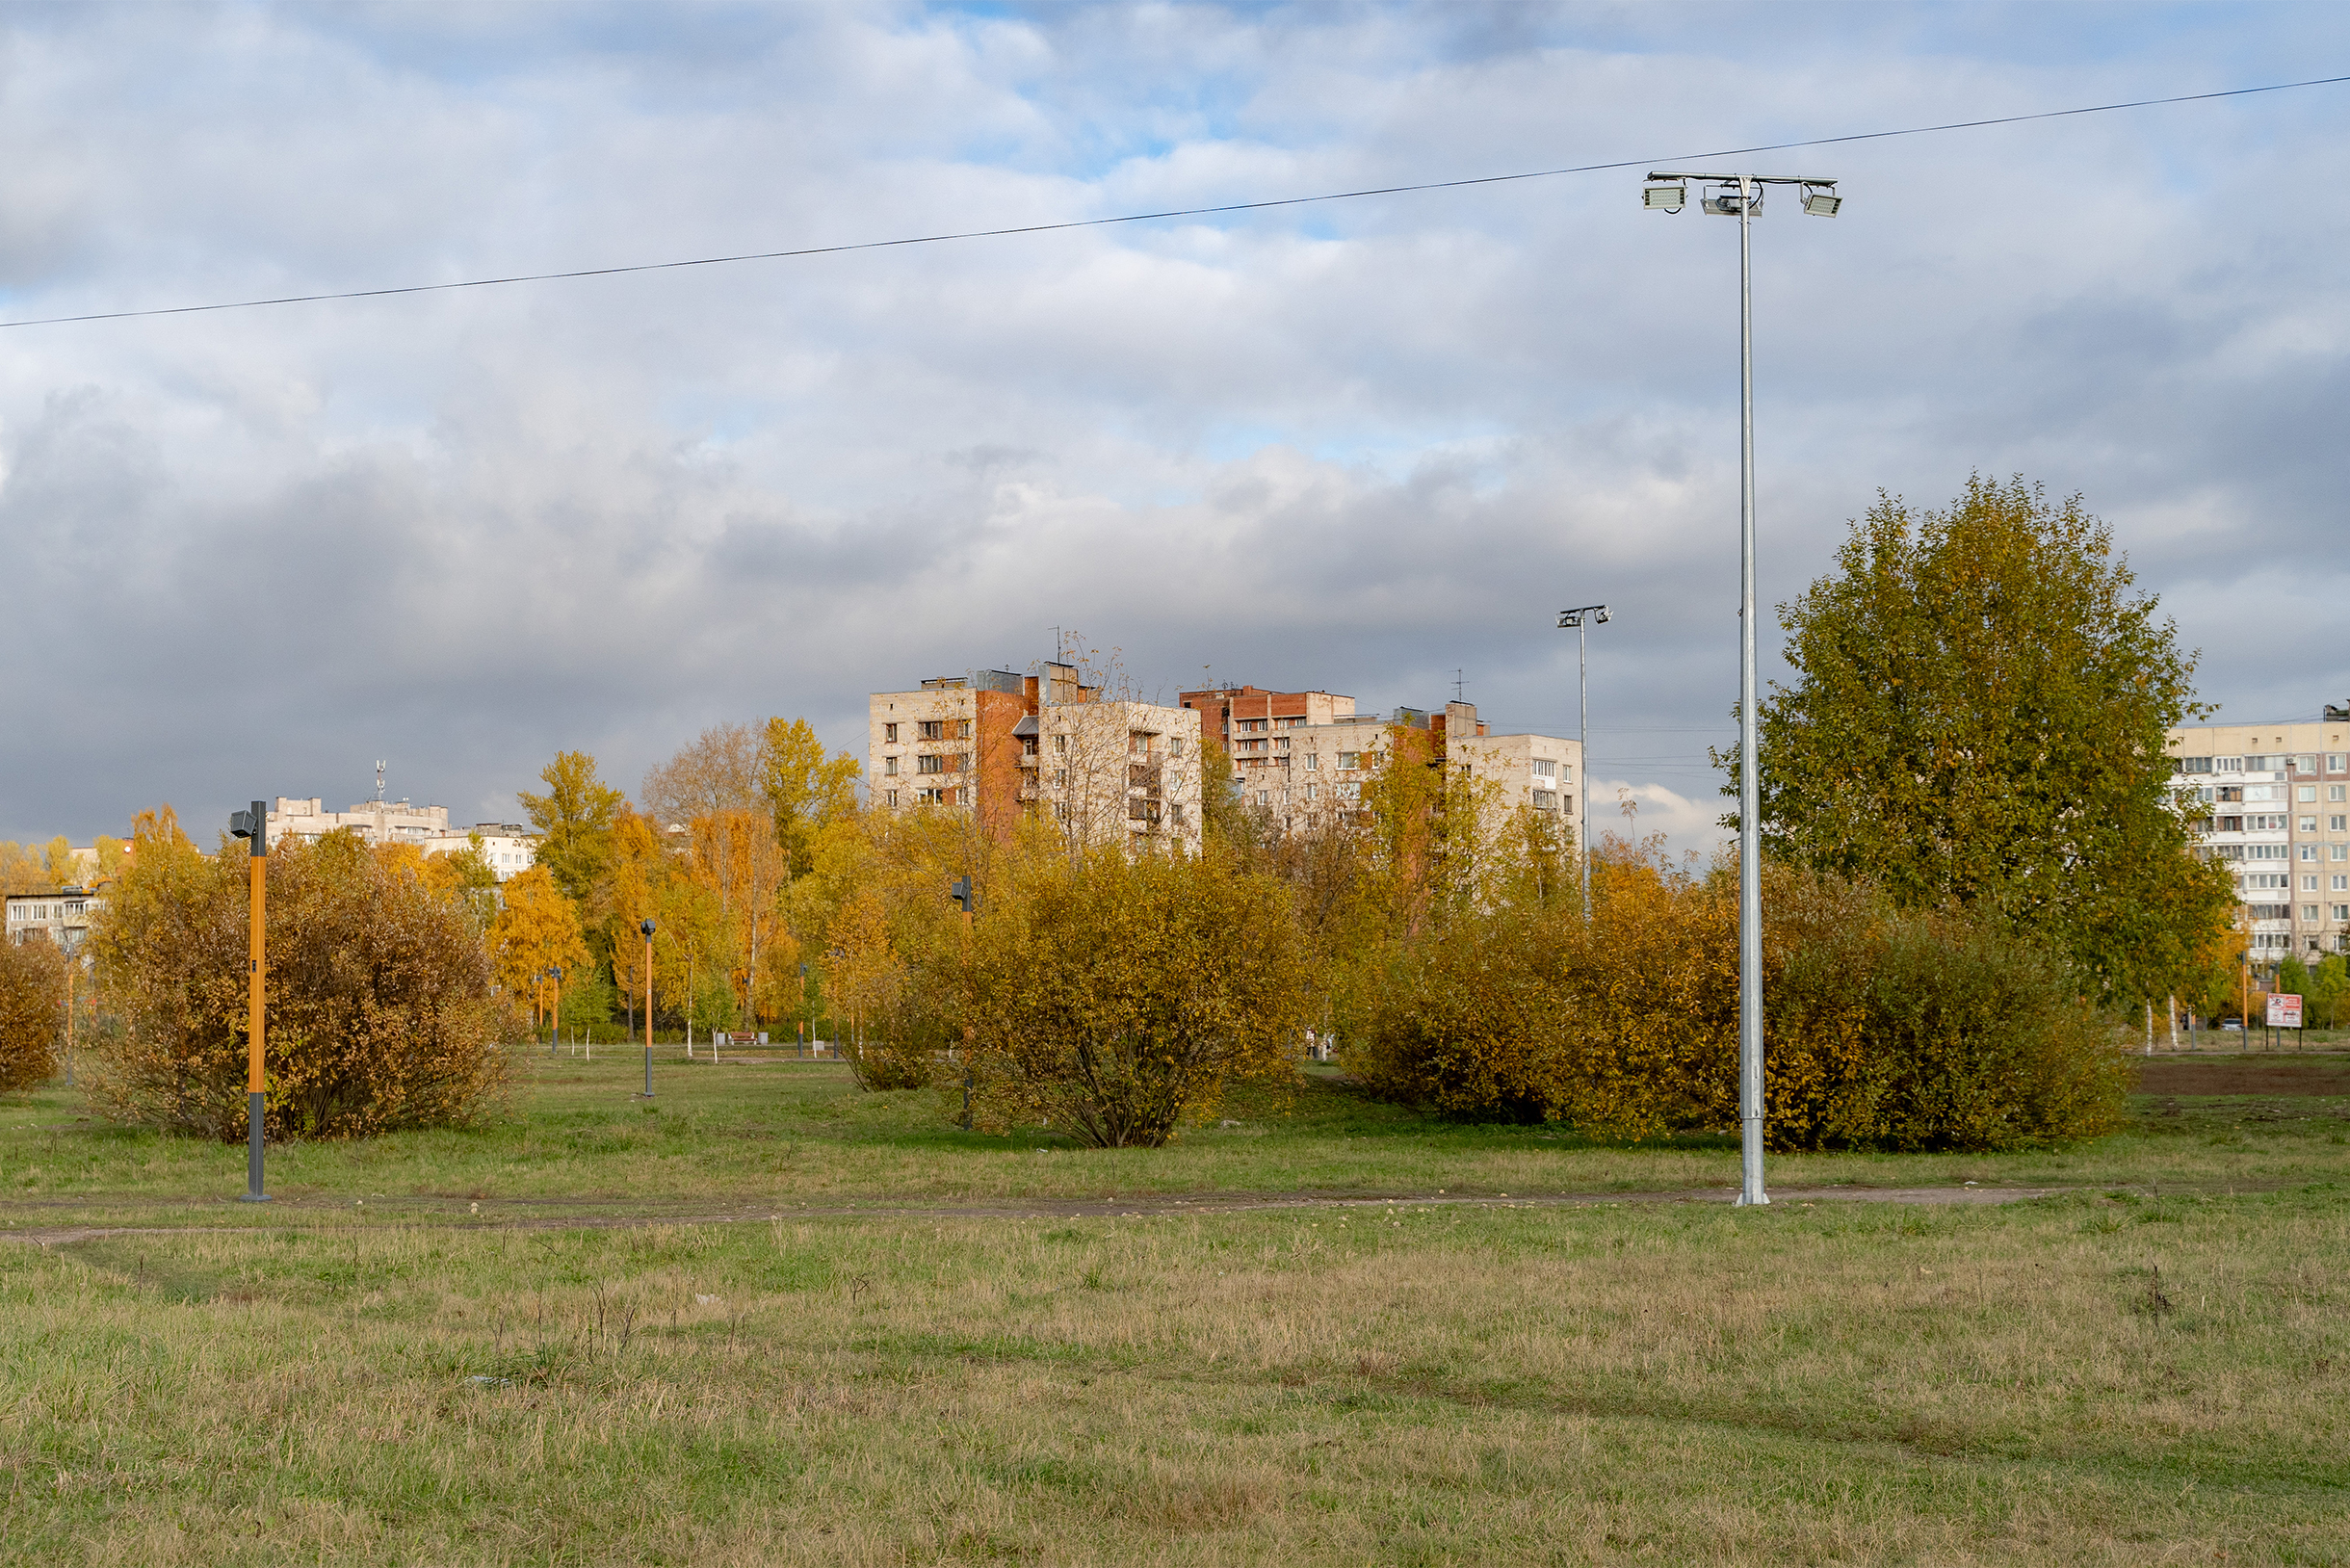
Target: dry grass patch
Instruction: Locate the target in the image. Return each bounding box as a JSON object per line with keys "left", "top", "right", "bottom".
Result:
{"left": 3, "top": 1189, "right": 2346, "bottom": 1563}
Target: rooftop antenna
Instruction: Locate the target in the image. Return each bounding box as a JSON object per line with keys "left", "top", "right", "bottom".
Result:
{"left": 1452, "top": 668, "right": 1466, "bottom": 703}
{"left": 375, "top": 760, "right": 385, "bottom": 802}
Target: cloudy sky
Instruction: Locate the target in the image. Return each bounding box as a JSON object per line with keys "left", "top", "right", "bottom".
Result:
{"left": 5, "top": 1, "right": 2347, "bottom": 854}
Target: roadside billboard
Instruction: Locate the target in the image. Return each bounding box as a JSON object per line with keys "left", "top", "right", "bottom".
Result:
{"left": 2266, "top": 993, "right": 2303, "bottom": 1029}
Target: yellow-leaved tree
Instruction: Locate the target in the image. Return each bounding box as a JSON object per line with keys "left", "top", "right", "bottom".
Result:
{"left": 487, "top": 866, "right": 591, "bottom": 1027}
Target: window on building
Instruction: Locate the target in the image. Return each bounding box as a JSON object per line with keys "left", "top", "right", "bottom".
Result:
{"left": 2335, "top": 815, "right": 2349, "bottom": 830}
{"left": 2331, "top": 754, "right": 2348, "bottom": 773}
{"left": 2301, "top": 786, "right": 2320, "bottom": 802}
{"left": 2217, "top": 756, "right": 2244, "bottom": 772}
{"left": 2175, "top": 756, "right": 2213, "bottom": 773}
{"left": 884, "top": 722, "right": 898, "bottom": 743}
{"left": 884, "top": 790, "right": 899, "bottom": 807}
{"left": 2336, "top": 903, "right": 2350, "bottom": 922}
{"left": 918, "top": 720, "right": 944, "bottom": 741}
{"left": 917, "top": 755, "right": 943, "bottom": 774}
{"left": 2335, "top": 875, "right": 2349, "bottom": 892}
{"left": 1304, "top": 784, "right": 1318, "bottom": 800}
{"left": 2302, "top": 817, "right": 2320, "bottom": 833}
{"left": 1339, "top": 781, "right": 1361, "bottom": 800}
{"left": 1055, "top": 735, "right": 1067, "bottom": 755}
{"left": 1532, "top": 789, "right": 1557, "bottom": 810}
{"left": 1532, "top": 758, "right": 1557, "bottom": 778}
{"left": 1338, "top": 752, "right": 1359, "bottom": 770}
{"left": 2249, "top": 902, "right": 2292, "bottom": 920}
{"left": 2245, "top": 755, "right": 2271, "bottom": 771}
{"left": 1303, "top": 752, "right": 1319, "bottom": 770}
{"left": 2306, "top": 905, "right": 2322, "bottom": 923}
{"left": 2333, "top": 787, "right": 2347, "bottom": 802}
{"left": 917, "top": 788, "right": 945, "bottom": 804}
{"left": 883, "top": 756, "right": 898, "bottom": 776}
{"left": 2299, "top": 755, "right": 2319, "bottom": 773}
{"left": 2304, "top": 875, "right": 2321, "bottom": 892}
{"left": 2336, "top": 845, "right": 2349, "bottom": 862}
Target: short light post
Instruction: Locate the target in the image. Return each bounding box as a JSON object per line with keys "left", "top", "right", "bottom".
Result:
{"left": 1555, "top": 604, "right": 1611, "bottom": 908}
{"left": 548, "top": 965, "right": 563, "bottom": 1057}
{"left": 1641, "top": 168, "right": 1841, "bottom": 1208}
{"left": 227, "top": 800, "right": 271, "bottom": 1202}
{"left": 640, "top": 918, "right": 657, "bottom": 1097}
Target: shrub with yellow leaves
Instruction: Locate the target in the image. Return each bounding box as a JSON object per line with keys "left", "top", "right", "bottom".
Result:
{"left": 85, "top": 819, "right": 508, "bottom": 1142}
{"left": 960, "top": 848, "right": 1309, "bottom": 1147}
{"left": 1352, "top": 849, "right": 2126, "bottom": 1152}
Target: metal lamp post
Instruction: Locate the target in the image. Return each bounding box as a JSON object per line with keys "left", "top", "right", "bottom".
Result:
{"left": 226, "top": 800, "right": 270, "bottom": 1202}
{"left": 640, "top": 918, "right": 657, "bottom": 1097}
{"left": 1555, "top": 604, "right": 1611, "bottom": 907}
{"left": 1641, "top": 170, "right": 1841, "bottom": 1208}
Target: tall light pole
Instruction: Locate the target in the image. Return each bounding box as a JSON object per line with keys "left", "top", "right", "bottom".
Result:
{"left": 1642, "top": 170, "right": 1841, "bottom": 1208}
{"left": 1556, "top": 604, "right": 1610, "bottom": 908}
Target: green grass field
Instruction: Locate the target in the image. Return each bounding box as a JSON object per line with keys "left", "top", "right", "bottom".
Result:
{"left": 3, "top": 1049, "right": 2346, "bottom": 1564}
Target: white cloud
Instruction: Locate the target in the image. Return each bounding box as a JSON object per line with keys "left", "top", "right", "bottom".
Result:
{"left": 2, "top": 3, "right": 2348, "bottom": 839}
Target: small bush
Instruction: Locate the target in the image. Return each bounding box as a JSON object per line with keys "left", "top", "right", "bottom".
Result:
{"left": 1352, "top": 858, "right": 2127, "bottom": 1152}
{"left": 0, "top": 936, "right": 65, "bottom": 1092}
{"left": 88, "top": 823, "right": 509, "bottom": 1141}
{"left": 961, "top": 849, "right": 1309, "bottom": 1147}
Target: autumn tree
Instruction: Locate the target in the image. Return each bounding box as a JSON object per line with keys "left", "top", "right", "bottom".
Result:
{"left": 0, "top": 843, "right": 48, "bottom": 894}
{"left": 519, "top": 751, "right": 624, "bottom": 906}
{"left": 641, "top": 722, "right": 760, "bottom": 825}
{"left": 823, "top": 887, "right": 929, "bottom": 1088}
{"left": 1744, "top": 476, "right": 2233, "bottom": 1005}
{"left": 758, "top": 717, "right": 862, "bottom": 878}
{"left": 488, "top": 866, "right": 592, "bottom": 1024}
{"left": 0, "top": 935, "right": 65, "bottom": 1092}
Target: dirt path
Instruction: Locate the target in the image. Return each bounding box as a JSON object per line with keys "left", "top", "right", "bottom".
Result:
{"left": 0, "top": 1183, "right": 2092, "bottom": 1246}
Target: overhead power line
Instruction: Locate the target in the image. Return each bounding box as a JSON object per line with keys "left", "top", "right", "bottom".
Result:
{"left": 5, "top": 71, "right": 2345, "bottom": 331}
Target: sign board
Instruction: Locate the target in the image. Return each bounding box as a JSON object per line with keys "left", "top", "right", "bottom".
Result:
{"left": 2266, "top": 993, "right": 2303, "bottom": 1029}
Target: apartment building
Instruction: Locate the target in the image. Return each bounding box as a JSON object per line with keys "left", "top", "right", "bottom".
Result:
{"left": 1180, "top": 687, "right": 1581, "bottom": 837}
{"left": 266, "top": 797, "right": 540, "bottom": 881}
{"left": 4, "top": 888, "right": 103, "bottom": 952}
{"left": 2167, "top": 715, "right": 2350, "bottom": 959}
{"left": 869, "top": 661, "right": 1203, "bottom": 850}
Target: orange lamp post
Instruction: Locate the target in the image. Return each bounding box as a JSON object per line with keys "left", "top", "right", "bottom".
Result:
{"left": 228, "top": 800, "right": 270, "bottom": 1202}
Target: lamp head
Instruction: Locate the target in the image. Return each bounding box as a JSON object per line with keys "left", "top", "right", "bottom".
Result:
{"left": 1558, "top": 612, "right": 1582, "bottom": 629}
{"left": 1594, "top": 606, "right": 1611, "bottom": 624}
{"left": 1801, "top": 183, "right": 1841, "bottom": 217}
{"left": 640, "top": 918, "right": 656, "bottom": 938}
{"left": 1641, "top": 181, "right": 1685, "bottom": 213}
{"left": 1702, "top": 183, "right": 1758, "bottom": 217}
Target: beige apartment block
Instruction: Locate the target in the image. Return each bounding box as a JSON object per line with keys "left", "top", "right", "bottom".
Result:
{"left": 267, "top": 797, "right": 540, "bottom": 881}
{"left": 869, "top": 661, "right": 1203, "bottom": 852}
{"left": 1255, "top": 698, "right": 1581, "bottom": 838}
{"left": 2166, "top": 713, "right": 2350, "bottom": 960}
{"left": 4, "top": 888, "right": 105, "bottom": 953}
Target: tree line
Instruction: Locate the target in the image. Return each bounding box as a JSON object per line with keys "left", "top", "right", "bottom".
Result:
{"left": 0, "top": 478, "right": 2244, "bottom": 1154}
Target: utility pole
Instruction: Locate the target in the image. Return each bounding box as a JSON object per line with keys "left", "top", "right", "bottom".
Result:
{"left": 228, "top": 800, "right": 270, "bottom": 1202}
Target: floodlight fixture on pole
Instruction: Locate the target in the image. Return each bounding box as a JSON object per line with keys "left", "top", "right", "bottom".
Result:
{"left": 227, "top": 800, "right": 270, "bottom": 1202}
{"left": 1556, "top": 604, "right": 1611, "bottom": 908}
{"left": 1642, "top": 168, "right": 1841, "bottom": 1210}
